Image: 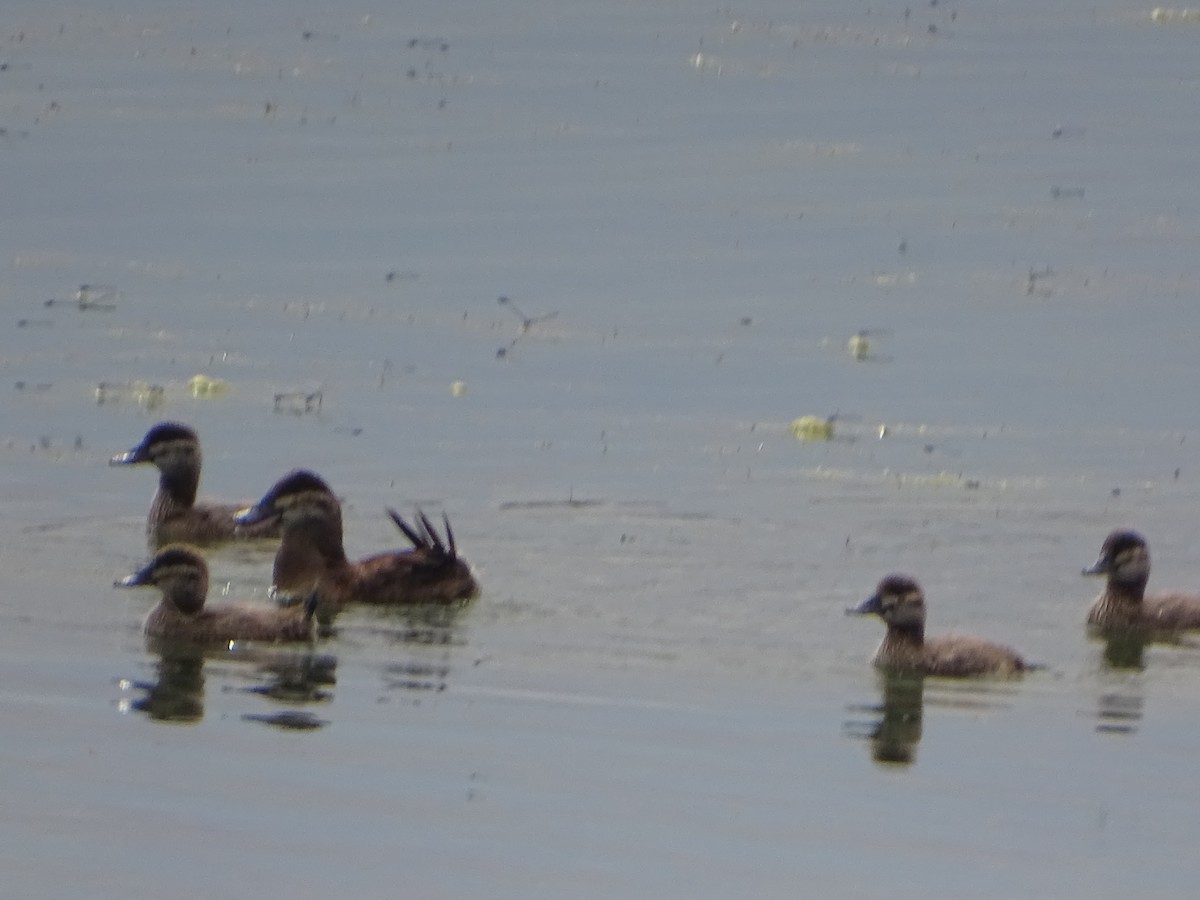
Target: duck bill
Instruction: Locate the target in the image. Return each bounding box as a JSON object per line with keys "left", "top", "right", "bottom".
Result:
{"left": 234, "top": 503, "right": 273, "bottom": 526}
{"left": 116, "top": 563, "right": 154, "bottom": 588}
{"left": 847, "top": 594, "right": 883, "bottom": 617}
{"left": 1082, "top": 558, "right": 1109, "bottom": 577}
{"left": 109, "top": 445, "right": 149, "bottom": 466}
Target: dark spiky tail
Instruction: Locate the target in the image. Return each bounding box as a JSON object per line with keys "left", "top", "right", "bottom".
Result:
{"left": 387, "top": 508, "right": 458, "bottom": 559}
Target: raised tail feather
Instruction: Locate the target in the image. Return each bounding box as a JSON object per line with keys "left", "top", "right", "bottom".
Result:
{"left": 387, "top": 508, "right": 457, "bottom": 559}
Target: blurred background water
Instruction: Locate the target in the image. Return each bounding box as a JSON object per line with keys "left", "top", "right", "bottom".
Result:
{"left": 3, "top": 1, "right": 1200, "bottom": 896}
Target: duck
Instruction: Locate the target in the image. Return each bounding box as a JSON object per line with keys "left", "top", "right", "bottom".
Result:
{"left": 116, "top": 544, "right": 316, "bottom": 644}
{"left": 1083, "top": 529, "right": 1200, "bottom": 631}
{"left": 848, "top": 574, "right": 1031, "bottom": 677}
{"left": 110, "top": 422, "right": 281, "bottom": 545}
{"left": 233, "top": 469, "right": 479, "bottom": 614}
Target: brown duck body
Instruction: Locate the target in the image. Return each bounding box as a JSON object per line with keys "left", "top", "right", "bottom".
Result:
{"left": 870, "top": 627, "right": 1028, "bottom": 677}
{"left": 117, "top": 544, "right": 315, "bottom": 645}
{"left": 143, "top": 598, "right": 315, "bottom": 644}
{"left": 111, "top": 422, "right": 281, "bottom": 546}
{"left": 236, "top": 470, "right": 479, "bottom": 614}
{"left": 850, "top": 575, "right": 1031, "bottom": 678}
{"left": 1084, "top": 530, "right": 1200, "bottom": 631}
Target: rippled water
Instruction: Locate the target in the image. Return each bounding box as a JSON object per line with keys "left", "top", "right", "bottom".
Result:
{"left": 4, "top": 1, "right": 1200, "bottom": 896}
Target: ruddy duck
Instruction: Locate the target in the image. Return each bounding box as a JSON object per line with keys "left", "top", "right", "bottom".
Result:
{"left": 234, "top": 469, "right": 479, "bottom": 613}
{"left": 111, "top": 422, "right": 281, "bottom": 545}
{"left": 848, "top": 575, "right": 1031, "bottom": 677}
{"left": 116, "top": 544, "right": 316, "bottom": 644}
{"left": 1083, "top": 529, "right": 1200, "bottom": 631}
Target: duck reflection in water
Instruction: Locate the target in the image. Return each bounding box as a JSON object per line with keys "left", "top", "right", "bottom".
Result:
{"left": 121, "top": 642, "right": 337, "bottom": 727}
{"left": 1095, "top": 689, "right": 1144, "bottom": 736}
{"left": 1099, "top": 629, "right": 1149, "bottom": 671}
{"left": 362, "top": 602, "right": 470, "bottom": 696}
{"left": 234, "top": 647, "right": 338, "bottom": 704}
{"left": 120, "top": 647, "right": 206, "bottom": 723}
{"left": 845, "top": 671, "right": 925, "bottom": 766}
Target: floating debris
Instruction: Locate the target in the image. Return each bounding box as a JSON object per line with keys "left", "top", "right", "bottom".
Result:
{"left": 1050, "top": 186, "right": 1085, "bottom": 199}
{"left": 499, "top": 497, "right": 604, "bottom": 511}
{"left": 842, "top": 328, "right": 892, "bottom": 362}
{"left": 15, "top": 381, "right": 52, "bottom": 392}
{"left": 847, "top": 332, "right": 871, "bottom": 360}
{"left": 46, "top": 284, "right": 117, "bottom": 311}
{"left": 496, "top": 295, "right": 559, "bottom": 358}
{"left": 274, "top": 389, "right": 323, "bottom": 415}
{"left": 498, "top": 295, "right": 558, "bottom": 334}
{"left": 95, "top": 380, "right": 164, "bottom": 410}
{"left": 1026, "top": 266, "right": 1055, "bottom": 296}
{"left": 407, "top": 37, "right": 450, "bottom": 51}
{"left": 1051, "top": 124, "right": 1086, "bottom": 140}
{"left": 188, "top": 374, "right": 229, "bottom": 399}
{"left": 691, "top": 52, "right": 723, "bottom": 75}
{"left": 885, "top": 470, "right": 976, "bottom": 489}
{"left": 1150, "top": 7, "right": 1200, "bottom": 23}
{"left": 450, "top": 380, "right": 467, "bottom": 397}
{"left": 791, "top": 415, "right": 835, "bottom": 442}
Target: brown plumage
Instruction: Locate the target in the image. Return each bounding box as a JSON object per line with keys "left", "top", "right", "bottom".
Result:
{"left": 1083, "top": 529, "right": 1200, "bottom": 631}
{"left": 115, "top": 544, "right": 316, "bottom": 644}
{"left": 234, "top": 470, "right": 479, "bottom": 616}
{"left": 110, "top": 422, "right": 281, "bottom": 546}
{"left": 848, "top": 575, "right": 1031, "bottom": 677}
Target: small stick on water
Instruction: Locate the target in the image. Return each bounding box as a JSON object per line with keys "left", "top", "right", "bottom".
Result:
{"left": 498, "top": 295, "right": 558, "bottom": 333}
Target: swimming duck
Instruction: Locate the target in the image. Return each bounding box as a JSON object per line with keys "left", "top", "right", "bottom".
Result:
{"left": 233, "top": 469, "right": 479, "bottom": 613}
{"left": 1083, "top": 529, "right": 1200, "bottom": 631}
{"left": 116, "top": 544, "right": 316, "bottom": 644}
{"left": 110, "top": 422, "right": 281, "bottom": 545}
{"left": 848, "top": 575, "right": 1031, "bottom": 677}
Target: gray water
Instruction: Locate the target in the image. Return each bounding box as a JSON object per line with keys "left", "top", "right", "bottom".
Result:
{"left": 4, "top": 1, "right": 1200, "bottom": 896}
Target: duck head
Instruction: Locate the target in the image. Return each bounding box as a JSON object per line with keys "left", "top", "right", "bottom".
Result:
{"left": 116, "top": 544, "right": 209, "bottom": 615}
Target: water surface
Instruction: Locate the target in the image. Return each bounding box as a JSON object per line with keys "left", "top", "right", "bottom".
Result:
{"left": 3, "top": 1, "right": 1200, "bottom": 896}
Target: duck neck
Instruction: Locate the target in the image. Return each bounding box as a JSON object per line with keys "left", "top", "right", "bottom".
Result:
{"left": 873, "top": 624, "right": 926, "bottom": 672}
{"left": 1092, "top": 575, "right": 1147, "bottom": 624}
{"left": 876, "top": 622, "right": 925, "bottom": 667}
{"left": 152, "top": 464, "right": 200, "bottom": 514}
{"left": 274, "top": 516, "right": 349, "bottom": 590}
{"left": 882, "top": 620, "right": 925, "bottom": 648}
{"left": 162, "top": 581, "right": 206, "bottom": 616}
